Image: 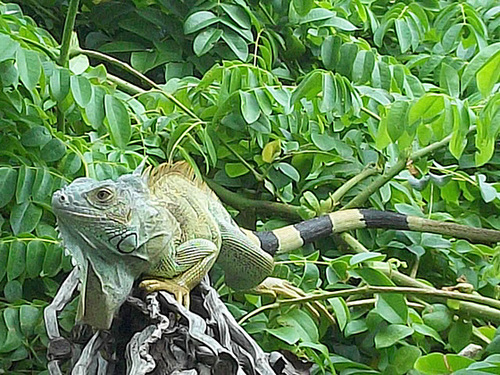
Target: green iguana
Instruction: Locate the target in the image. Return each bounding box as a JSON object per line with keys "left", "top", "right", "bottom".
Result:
{"left": 52, "top": 161, "right": 500, "bottom": 329}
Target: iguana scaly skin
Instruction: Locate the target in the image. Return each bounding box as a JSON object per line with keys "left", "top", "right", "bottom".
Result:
{"left": 52, "top": 161, "right": 500, "bottom": 329}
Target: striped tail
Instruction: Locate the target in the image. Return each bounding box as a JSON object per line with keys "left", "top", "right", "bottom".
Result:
{"left": 243, "top": 209, "right": 500, "bottom": 256}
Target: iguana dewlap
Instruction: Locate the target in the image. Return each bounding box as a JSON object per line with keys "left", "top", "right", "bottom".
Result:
{"left": 52, "top": 161, "right": 500, "bottom": 329}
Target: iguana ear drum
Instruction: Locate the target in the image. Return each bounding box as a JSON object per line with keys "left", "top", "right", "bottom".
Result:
{"left": 117, "top": 233, "right": 138, "bottom": 253}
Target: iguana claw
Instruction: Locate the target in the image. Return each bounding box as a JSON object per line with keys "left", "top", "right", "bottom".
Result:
{"left": 140, "top": 279, "right": 191, "bottom": 309}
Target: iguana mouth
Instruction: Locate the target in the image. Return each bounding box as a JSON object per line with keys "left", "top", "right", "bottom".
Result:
{"left": 53, "top": 208, "right": 100, "bottom": 219}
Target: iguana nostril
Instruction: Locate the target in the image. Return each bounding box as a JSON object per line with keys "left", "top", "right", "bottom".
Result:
{"left": 53, "top": 191, "right": 69, "bottom": 206}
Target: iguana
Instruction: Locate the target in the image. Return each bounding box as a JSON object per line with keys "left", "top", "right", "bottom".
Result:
{"left": 52, "top": 161, "right": 500, "bottom": 329}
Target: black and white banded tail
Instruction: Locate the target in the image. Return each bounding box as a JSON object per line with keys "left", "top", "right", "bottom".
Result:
{"left": 243, "top": 209, "right": 500, "bottom": 256}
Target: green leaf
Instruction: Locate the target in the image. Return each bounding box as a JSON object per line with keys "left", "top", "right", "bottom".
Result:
{"left": 376, "top": 294, "right": 409, "bottom": 324}
{"left": 193, "top": 28, "right": 223, "bottom": 56}
{"left": 387, "top": 100, "right": 409, "bottom": 142}
{"left": 440, "top": 63, "right": 459, "bottom": 98}
{"left": 448, "top": 319, "right": 472, "bottom": 352}
{"left": 16, "top": 48, "right": 41, "bottom": 91}
{"left": 393, "top": 345, "right": 422, "bottom": 374}
{"left": 395, "top": 19, "right": 412, "bottom": 53}
{"left": 266, "top": 325, "right": 300, "bottom": 345}
{"left": 320, "top": 73, "right": 335, "bottom": 112}
{"left": 85, "top": 85, "right": 106, "bottom": 130}
{"left": 412, "top": 323, "right": 445, "bottom": 344}
{"left": 42, "top": 245, "right": 63, "bottom": 278}
{"left": 479, "top": 174, "right": 498, "bottom": 202}
{"left": 293, "top": 0, "right": 314, "bottom": 16}
{"left": 4, "top": 280, "right": 22, "bottom": 302}
{"left": 69, "top": 54, "right": 89, "bottom": 75}
{"left": 321, "top": 35, "right": 341, "bottom": 70}
{"left": 408, "top": 94, "right": 445, "bottom": 126}
{"left": 41, "top": 138, "right": 67, "bottom": 163}
{"left": 0, "top": 243, "right": 8, "bottom": 283}
{"left": 262, "top": 140, "right": 281, "bottom": 163}
{"left": 0, "top": 167, "right": 17, "bottom": 208}
{"left": 220, "top": 4, "right": 250, "bottom": 29}
{"left": 7, "top": 241, "right": 25, "bottom": 281}
{"left": 32, "top": 168, "right": 53, "bottom": 202}
{"left": 374, "top": 324, "right": 414, "bottom": 348}
{"left": 0, "top": 60, "right": 18, "bottom": 86}
{"left": 26, "top": 241, "right": 46, "bottom": 278}
{"left": 70, "top": 75, "right": 92, "bottom": 107}
{"left": 328, "top": 297, "right": 349, "bottom": 331}
{"left": 21, "top": 126, "right": 51, "bottom": 148}
{"left": 0, "top": 308, "right": 22, "bottom": 353}
{"left": 10, "top": 202, "right": 42, "bottom": 235}
{"left": 184, "top": 11, "right": 218, "bottom": 34}
{"left": 311, "top": 132, "right": 336, "bottom": 151}
{"left": 222, "top": 29, "right": 248, "bottom": 61}
{"left": 225, "top": 163, "right": 250, "bottom": 177}
{"left": 349, "top": 252, "right": 385, "bottom": 266}
{"left": 292, "top": 71, "right": 322, "bottom": 104}
{"left": 19, "top": 305, "right": 40, "bottom": 337}
{"left": 442, "top": 23, "right": 462, "bottom": 52}
{"left": 50, "top": 68, "right": 70, "bottom": 102}
{"left": 345, "top": 319, "right": 368, "bottom": 337}
{"left": 0, "top": 34, "right": 19, "bottom": 63}
{"left": 276, "top": 308, "right": 319, "bottom": 342}
{"left": 476, "top": 51, "right": 500, "bottom": 98}
{"left": 462, "top": 42, "right": 500, "bottom": 91}
{"left": 104, "top": 95, "right": 132, "bottom": 149}
{"left": 15, "top": 166, "right": 35, "bottom": 204}
{"left": 320, "top": 16, "right": 357, "bottom": 31}
{"left": 240, "top": 91, "right": 260, "bottom": 124}
{"left": 414, "top": 353, "right": 474, "bottom": 374}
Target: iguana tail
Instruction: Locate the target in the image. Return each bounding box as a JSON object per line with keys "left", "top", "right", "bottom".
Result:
{"left": 243, "top": 209, "right": 500, "bottom": 255}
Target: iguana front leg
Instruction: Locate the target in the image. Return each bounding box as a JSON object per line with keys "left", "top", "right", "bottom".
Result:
{"left": 140, "top": 238, "right": 219, "bottom": 309}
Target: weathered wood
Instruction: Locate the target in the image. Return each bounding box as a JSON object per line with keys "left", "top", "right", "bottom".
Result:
{"left": 45, "top": 275, "right": 307, "bottom": 374}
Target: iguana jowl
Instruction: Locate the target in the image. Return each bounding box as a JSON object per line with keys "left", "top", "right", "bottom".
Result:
{"left": 52, "top": 161, "right": 500, "bottom": 329}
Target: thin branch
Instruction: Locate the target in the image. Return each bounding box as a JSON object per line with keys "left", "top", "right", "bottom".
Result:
{"left": 320, "top": 164, "right": 380, "bottom": 211}
{"left": 58, "top": 0, "right": 80, "bottom": 67}
{"left": 279, "top": 285, "right": 500, "bottom": 310}
{"left": 206, "top": 180, "right": 302, "bottom": 220}
{"left": 343, "top": 128, "right": 475, "bottom": 209}
{"left": 340, "top": 232, "right": 500, "bottom": 322}
{"left": 360, "top": 107, "right": 381, "bottom": 121}
{"left": 78, "top": 49, "right": 202, "bottom": 122}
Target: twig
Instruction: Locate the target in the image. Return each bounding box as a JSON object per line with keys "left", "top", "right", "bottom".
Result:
{"left": 206, "top": 180, "right": 302, "bottom": 220}
{"left": 240, "top": 284, "right": 500, "bottom": 324}
{"left": 77, "top": 49, "right": 202, "bottom": 122}
{"left": 343, "top": 128, "right": 475, "bottom": 209}
{"left": 320, "top": 164, "right": 380, "bottom": 211}
{"left": 340, "top": 232, "right": 500, "bottom": 322}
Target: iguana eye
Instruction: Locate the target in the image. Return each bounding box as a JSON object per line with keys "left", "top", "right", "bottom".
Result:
{"left": 95, "top": 188, "right": 113, "bottom": 202}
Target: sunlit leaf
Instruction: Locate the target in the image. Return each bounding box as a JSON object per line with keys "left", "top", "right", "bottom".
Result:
{"left": 104, "top": 95, "right": 131, "bottom": 149}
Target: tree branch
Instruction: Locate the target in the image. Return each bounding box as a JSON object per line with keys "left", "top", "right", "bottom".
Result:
{"left": 206, "top": 180, "right": 302, "bottom": 220}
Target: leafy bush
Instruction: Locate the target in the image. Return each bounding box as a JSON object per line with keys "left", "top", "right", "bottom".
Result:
{"left": 1, "top": 0, "right": 500, "bottom": 373}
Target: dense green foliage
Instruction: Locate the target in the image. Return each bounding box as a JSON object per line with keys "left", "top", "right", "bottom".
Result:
{"left": 1, "top": 0, "right": 500, "bottom": 373}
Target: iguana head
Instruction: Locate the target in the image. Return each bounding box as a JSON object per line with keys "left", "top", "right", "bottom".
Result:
{"left": 52, "top": 165, "right": 168, "bottom": 329}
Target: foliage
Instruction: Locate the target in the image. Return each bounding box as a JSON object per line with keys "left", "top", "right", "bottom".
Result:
{"left": 1, "top": 0, "right": 500, "bottom": 373}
